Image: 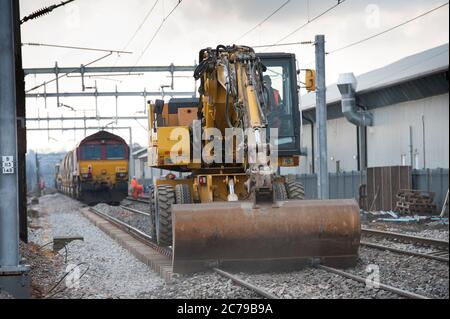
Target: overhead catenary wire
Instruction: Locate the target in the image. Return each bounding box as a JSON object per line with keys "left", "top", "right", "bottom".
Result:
{"left": 133, "top": 0, "right": 183, "bottom": 67}
{"left": 327, "top": 1, "right": 449, "bottom": 55}
{"left": 22, "top": 42, "right": 132, "bottom": 54}
{"left": 233, "top": 0, "right": 292, "bottom": 43}
{"left": 272, "top": 0, "right": 347, "bottom": 46}
{"left": 113, "top": 0, "right": 160, "bottom": 66}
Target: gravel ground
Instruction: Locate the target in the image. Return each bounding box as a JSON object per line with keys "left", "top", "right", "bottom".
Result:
{"left": 143, "top": 273, "right": 260, "bottom": 299}
{"left": 363, "top": 217, "right": 449, "bottom": 241}
{"left": 235, "top": 246, "right": 448, "bottom": 299}
{"left": 361, "top": 237, "right": 440, "bottom": 255}
{"left": 22, "top": 195, "right": 449, "bottom": 299}
{"left": 29, "top": 193, "right": 165, "bottom": 299}
{"left": 94, "top": 203, "right": 152, "bottom": 235}
{"left": 237, "top": 268, "right": 400, "bottom": 299}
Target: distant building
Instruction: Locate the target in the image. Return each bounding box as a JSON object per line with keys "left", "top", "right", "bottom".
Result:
{"left": 295, "top": 43, "right": 449, "bottom": 174}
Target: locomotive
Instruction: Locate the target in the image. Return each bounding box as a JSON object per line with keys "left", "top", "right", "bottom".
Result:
{"left": 55, "top": 131, "right": 130, "bottom": 205}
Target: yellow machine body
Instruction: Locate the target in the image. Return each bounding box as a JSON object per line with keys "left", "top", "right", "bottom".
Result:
{"left": 147, "top": 45, "right": 360, "bottom": 273}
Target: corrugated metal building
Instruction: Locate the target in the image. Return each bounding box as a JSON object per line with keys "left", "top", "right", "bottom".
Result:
{"left": 296, "top": 43, "right": 449, "bottom": 174}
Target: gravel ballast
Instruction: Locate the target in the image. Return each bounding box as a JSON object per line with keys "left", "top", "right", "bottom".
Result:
{"left": 30, "top": 194, "right": 164, "bottom": 299}
{"left": 24, "top": 194, "right": 449, "bottom": 299}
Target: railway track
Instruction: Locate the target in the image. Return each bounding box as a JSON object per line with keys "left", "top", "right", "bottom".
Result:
{"left": 88, "top": 206, "right": 278, "bottom": 299}
{"left": 361, "top": 228, "right": 449, "bottom": 262}
{"left": 88, "top": 204, "right": 444, "bottom": 299}
{"left": 125, "top": 196, "right": 149, "bottom": 204}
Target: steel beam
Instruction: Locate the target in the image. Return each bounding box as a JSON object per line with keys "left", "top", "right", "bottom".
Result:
{"left": 24, "top": 65, "right": 196, "bottom": 76}
{"left": 26, "top": 116, "right": 148, "bottom": 122}
{"left": 0, "top": 0, "right": 29, "bottom": 299}
{"left": 26, "top": 91, "right": 196, "bottom": 98}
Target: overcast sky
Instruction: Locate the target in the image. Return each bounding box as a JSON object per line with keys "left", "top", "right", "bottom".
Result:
{"left": 20, "top": 0, "right": 449, "bottom": 152}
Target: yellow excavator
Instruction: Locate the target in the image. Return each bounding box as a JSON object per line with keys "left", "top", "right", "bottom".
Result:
{"left": 147, "top": 45, "right": 360, "bottom": 273}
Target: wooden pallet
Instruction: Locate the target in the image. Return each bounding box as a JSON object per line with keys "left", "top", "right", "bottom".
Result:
{"left": 394, "top": 189, "right": 437, "bottom": 215}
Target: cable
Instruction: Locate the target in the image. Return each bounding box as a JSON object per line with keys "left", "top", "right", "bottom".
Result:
{"left": 328, "top": 2, "right": 449, "bottom": 55}
{"left": 26, "top": 51, "right": 113, "bottom": 93}
{"left": 116, "top": 0, "right": 160, "bottom": 60}
{"left": 21, "top": 0, "right": 75, "bottom": 24}
{"left": 133, "top": 0, "right": 183, "bottom": 67}
{"left": 22, "top": 42, "right": 132, "bottom": 54}
{"left": 273, "top": 0, "right": 347, "bottom": 46}
{"left": 233, "top": 0, "right": 291, "bottom": 43}
{"left": 253, "top": 41, "right": 313, "bottom": 49}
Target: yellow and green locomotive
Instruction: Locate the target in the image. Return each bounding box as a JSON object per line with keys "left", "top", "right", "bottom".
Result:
{"left": 55, "top": 131, "right": 129, "bottom": 205}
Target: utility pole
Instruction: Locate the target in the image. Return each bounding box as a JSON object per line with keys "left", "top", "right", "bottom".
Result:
{"left": 0, "top": 0, "right": 29, "bottom": 298}
{"left": 315, "top": 35, "right": 329, "bottom": 199}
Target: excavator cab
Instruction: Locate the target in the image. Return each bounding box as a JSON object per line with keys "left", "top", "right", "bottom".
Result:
{"left": 258, "top": 53, "right": 301, "bottom": 157}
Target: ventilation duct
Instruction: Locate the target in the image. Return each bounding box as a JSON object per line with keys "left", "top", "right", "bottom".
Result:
{"left": 337, "top": 73, "right": 373, "bottom": 127}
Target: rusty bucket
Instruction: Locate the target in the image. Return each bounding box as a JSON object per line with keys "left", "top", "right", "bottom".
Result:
{"left": 172, "top": 199, "right": 361, "bottom": 273}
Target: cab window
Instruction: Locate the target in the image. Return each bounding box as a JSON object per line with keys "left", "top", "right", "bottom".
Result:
{"left": 262, "top": 58, "right": 296, "bottom": 150}
{"left": 106, "top": 144, "right": 126, "bottom": 160}
{"left": 81, "top": 145, "right": 102, "bottom": 160}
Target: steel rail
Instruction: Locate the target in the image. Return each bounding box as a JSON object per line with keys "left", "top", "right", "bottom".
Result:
{"left": 89, "top": 207, "right": 280, "bottom": 299}
{"left": 360, "top": 241, "right": 449, "bottom": 263}
{"left": 126, "top": 196, "right": 150, "bottom": 204}
{"left": 317, "top": 265, "right": 431, "bottom": 300}
{"left": 361, "top": 228, "right": 449, "bottom": 249}
{"left": 213, "top": 268, "right": 279, "bottom": 299}
{"left": 120, "top": 205, "right": 150, "bottom": 217}
{"left": 88, "top": 207, "right": 171, "bottom": 257}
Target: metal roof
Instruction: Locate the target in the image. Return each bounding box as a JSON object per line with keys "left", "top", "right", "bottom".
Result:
{"left": 301, "top": 43, "right": 449, "bottom": 110}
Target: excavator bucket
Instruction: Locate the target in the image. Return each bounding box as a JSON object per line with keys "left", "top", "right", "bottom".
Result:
{"left": 172, "top": 199, "right": 361, "bottom": 273}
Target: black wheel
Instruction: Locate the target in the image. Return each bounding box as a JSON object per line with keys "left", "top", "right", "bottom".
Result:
{"left": 154, "top": 185, "right": 175, "bottom": 247}
{"left": 285, "top": 181, "right": 305, "bottom": 200}
{"left": 273, "top": 182, "right": 288, "bottom": 201}
{"left": 149, "top": 186, "right": 157, "bottom": 241}
{"left": 175, "top": 184, "right": 193, "bottom": 204}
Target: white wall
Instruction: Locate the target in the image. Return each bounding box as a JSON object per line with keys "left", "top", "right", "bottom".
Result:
{"left": 368, "top": 93, "right": 449, "bottom": 169}
{"left": 298, "top": 93, "right": 449, "bottom": 174}
{"left": 300, "top": 117, "right": 359, "bottom": 174}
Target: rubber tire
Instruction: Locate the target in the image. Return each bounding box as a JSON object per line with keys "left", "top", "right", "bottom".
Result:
{"left": 148, "top": 185, "right": 157, "bottom": 242}
{"left": 273, "top": 182, "right": 288, "bottom": 201}
{"left": 175, "top": 184, "right": 193, "bottom": 204}
{"left": 155, "top": 185, "right": 176, "bottom": 247}
{"left": 285, "top": 181, "right": 305, "bottom": 200}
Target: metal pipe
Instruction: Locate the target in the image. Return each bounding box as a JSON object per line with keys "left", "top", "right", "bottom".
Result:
{"left": 314, "top": 35, "right": 329, "bottom": 199}
{"left": 302, "top": 114, "right": 315, "bottom": 174}
{"left": 409, "top": 126, "right": 414, "bottom": 168}
{"left": 422, "top": 115, "right": 426, "bottom": 169}
{"left": 0, "top": 0, "right": 20, "bottom": 270}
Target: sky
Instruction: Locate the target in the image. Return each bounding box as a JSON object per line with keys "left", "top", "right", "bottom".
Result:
{"left": 20, "top": 0, "right": 449, "bottom": 152}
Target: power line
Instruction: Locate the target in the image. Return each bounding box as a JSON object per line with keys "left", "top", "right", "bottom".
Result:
{"left": 233, "top": 0, "right": 291, "bottom": 43}
{"left": 120, "top": 0, "right": 160, "bottom": 53}
{"left": 133, "top": 0, "right": 183, "bottom": 67}
{"left": 253, "top": 41, "right": 313, "bottom": 49}
{"left": 22, "top": 42, "right": 132, "bottom": 54}
{"left": 327, "top": 2, "right": 449, "bottom": 55}
{"left": 21, "top": 0, "right": 75, "bottom": 24}
{"left": 273, "top": 0, "right": 347, "bottom": 46}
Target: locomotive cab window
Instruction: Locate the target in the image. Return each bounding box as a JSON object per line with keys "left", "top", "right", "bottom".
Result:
{"left": 81, "top": 145, "right": 102, "bottom": 160}
{"left": 106, "top": 144, "right": 126, "bottom": 160}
